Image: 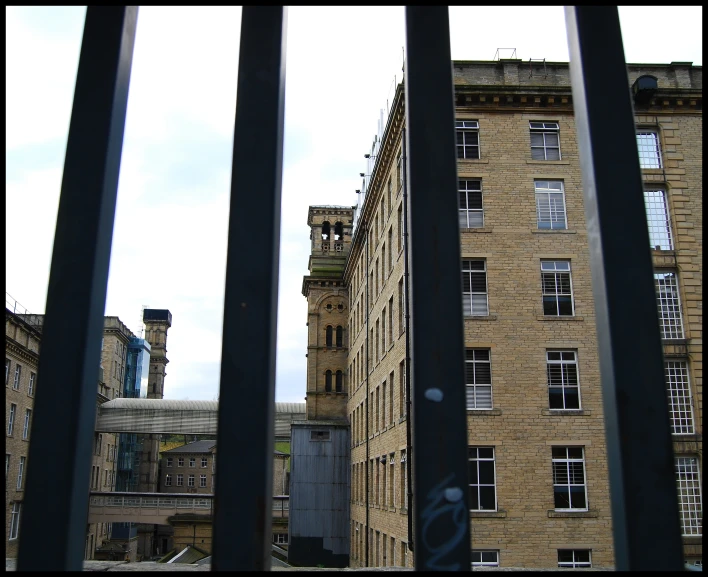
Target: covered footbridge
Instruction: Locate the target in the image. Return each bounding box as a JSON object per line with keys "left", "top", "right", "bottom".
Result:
{"left": 87, "top": 492, "right": 289, "bottom": 525}
{"left": 95, "top": 398, "right": 305, "bottom": 436}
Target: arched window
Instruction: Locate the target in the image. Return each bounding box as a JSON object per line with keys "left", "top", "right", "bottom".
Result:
{"left": 325, "top": 370, "right": 332, "bottom": 392}
{"left": 326, "top": 325, "right": 333, "bottom": 347}
{"left": 335, "top": 370, "right": 343, "bottom": 393}
{"left": 336, "top": 326, "right": 343, "bottom": 348}
{"left": 334, "top": 221, "right": 343, "bottom": 240}
{"left": 322, "top": 221, "right": 331, "bottom": 240}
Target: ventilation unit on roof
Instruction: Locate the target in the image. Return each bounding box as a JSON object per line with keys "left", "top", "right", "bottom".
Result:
{"left": 632, "top": 75, "right": 658, "bottom": 105}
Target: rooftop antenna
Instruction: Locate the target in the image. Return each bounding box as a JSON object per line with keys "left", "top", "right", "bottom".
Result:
{"left": 138, "top": 304, "right": 149, "bottom": 338}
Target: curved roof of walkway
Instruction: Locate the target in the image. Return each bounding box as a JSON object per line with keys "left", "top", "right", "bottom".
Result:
{"left": 95, "top": 398, "right": 306, "bottom": 436}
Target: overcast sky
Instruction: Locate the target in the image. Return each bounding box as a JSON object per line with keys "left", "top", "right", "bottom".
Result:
{"left": 6, "top": 6, "right": 702, "bottom": 402}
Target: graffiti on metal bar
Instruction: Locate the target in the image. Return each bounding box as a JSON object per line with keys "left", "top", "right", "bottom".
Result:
{"left": 420, "top": 473, "right": 467, "bottom": 570}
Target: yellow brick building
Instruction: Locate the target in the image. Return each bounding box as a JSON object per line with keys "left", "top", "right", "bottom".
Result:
{"left": 5, "top": 309, "right": 137, "bottom": 560}
{"left": 302, "top": 60, "right": 702, "bottom": 569}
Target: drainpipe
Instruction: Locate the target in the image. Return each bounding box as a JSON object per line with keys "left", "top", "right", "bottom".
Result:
{"left": 364, "top": 223, "right": 371, "bottom": 568}
{"left": 401, "top": 127, "right": 414, "bottom": 553}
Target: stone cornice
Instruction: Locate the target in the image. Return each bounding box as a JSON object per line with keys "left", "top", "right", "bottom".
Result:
{"left": 6, "top": 338, "right": 39, "bottom": 366}
{"left": 345, "top": 84, "right": 406, "bottom": 282}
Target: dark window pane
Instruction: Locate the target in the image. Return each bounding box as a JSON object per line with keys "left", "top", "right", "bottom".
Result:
{"left": 479, "top": 486, "right": 495, "bottom": 510}
{"left": 464, "top": 260, "right": 485, "bottom": 271}
{"left": 468, "top": 486, "right": 479, "bottom": 509}
{"left": 552, "top": 447, "right": 567, "bottom": 458}
{"left": 549, "top": 388, "right": 565, "bottom": 409}
{"left": 547, "top": 351, "right": 561, "bottom": 361}
{"left": 478, "top": 447, "right": 494, "bottom": 459}
{"left": 530, "top": 133, "right": 544, "bottom": 146}
{"left": 553, "top": 463, "right": 569, "bottom": 485}
{"left": 468, "top": 461, "right": 479, "bottom": 483}
{"left": 481, "top": 552, "right": 497, "bottom": 563}
{"left": 562, "top": 365, "right": 578, "bottom": 386}
{"left": 475, "top": 363, "right": 491, "bottom": 385}
{"left": 469, "top": 274, "right": 487, "bottom": 292}
{"left": 546, "top": 148, "right": 561, "bottom": 161}
{"left": 548, "top": 364, "right": 563, "bottom": 385}
{"left": 558, "top": 550, "right": 574, "bottom": 563}
{"left": 569, "top": 486, "right": 586, "bottom": 509}
{"left": 564, "top": 389, "right": 580, "bottom": 409}
{"left": 468, "top": 191, "right": 483, "bottom": 209}
{"left": 575, "top": 550, "right": 591, "bottom": 563}
{"left": 474, "top": 349, "right": 490, "bottom": 362}
{"left": 464, "top": 363, "right": 476, "bottom": 383}
{"left": 478, "top": 461, "right": 495, "bottom": 484}
{"left": 567, "top": 447, "right": 583, "bottom": 459}
{"left": 543, "top": 297, "right": 558, "bottom": 315}
{"left": 542, "top": 275, "right": 558, "bottom": 293}
{"left": 554, "top": 488, "right": 570, "bottom": 508}
{"left": 557, "top": 297, "right": 573, "bottom": 315}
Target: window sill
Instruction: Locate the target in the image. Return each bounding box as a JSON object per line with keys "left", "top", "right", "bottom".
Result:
{"left": 531, "top": 229, "right": 577, "bottom": 234}
{"left": 400, "top": 507, "right": 408, "bottom": 515}
{"left": 398, "top": 415, "right": 407, "bottom": 424}
{"left": 537, "top": 315, "right": 584, "bottom": 321}
{"left": 468, "top": 408, "right": 502, "bottom": 416}
{"left": 672, "top": 433, "right": 702, "bottom": 442}
{"left": 548, "top": 509, "right": 598, "bottom": 518}
{"left": 464, "top": 314, "right": 498, "bottom": 321}
{"left": 461, "top": 227, "right": 493, "bottom": 234}
{"left": 542, "top": 409, "right": 592, "bottom": 416}
{"left": 681, "top": 536, "right": 702, "bottom": 545}
{"left": 458, "top": 158, "right": 489, "bottom": 164}
{"left": 526, "top": 160, "right": 570, "bottom": 165}
{"left": 470, "top": 510, "right": 507, "bottom": 518}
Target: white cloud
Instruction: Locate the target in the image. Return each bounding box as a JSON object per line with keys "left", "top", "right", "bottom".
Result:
{"left": 6, "top": 6, "right": 703, "bottom": 403}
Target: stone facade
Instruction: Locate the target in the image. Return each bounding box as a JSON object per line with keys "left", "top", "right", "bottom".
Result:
{"left": 159, "top": 441, "right": 217, "bottom": 495}
{"left": 5, "top": 311, "right": 137, "bottom": 560}
{"left": 305, "top": 60, "right": 702, "bottom": 568}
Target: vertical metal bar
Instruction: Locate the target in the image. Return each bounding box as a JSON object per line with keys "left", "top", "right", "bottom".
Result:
{"left": 565, "top": 6, "right": 683, "bottom": 571}
{"left": 16, "top": 6, "right": 138, "bottom": 572}
{"left": 404, "top": 6, "right": 471, "bottom": 571}
{"left": 213, "top": 6, "right": 287, "bottom": 572}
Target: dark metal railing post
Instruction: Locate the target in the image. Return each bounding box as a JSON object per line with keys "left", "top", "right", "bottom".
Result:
{"left": 213, "top": 6, "right": 287, "bottom": 572}
{"left": 564, "top": 6, "right": 684, "bottom": 571}
{"left": 16, "top": 6, "right": 137, "bottom": 572}
{"left": 404, "top": 6, "right": 471, "bottom": 571}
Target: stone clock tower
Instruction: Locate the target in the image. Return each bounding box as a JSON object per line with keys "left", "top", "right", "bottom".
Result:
{"left": 301, "top": 205, "right": 355, "bottom": 421}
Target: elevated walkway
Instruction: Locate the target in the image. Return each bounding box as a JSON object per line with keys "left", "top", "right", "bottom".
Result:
{"left": 95, "top": 399, "right": 305, "bottom": 436}
{"left": 88, "top": 492, "right": 288, "bottom": 525}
